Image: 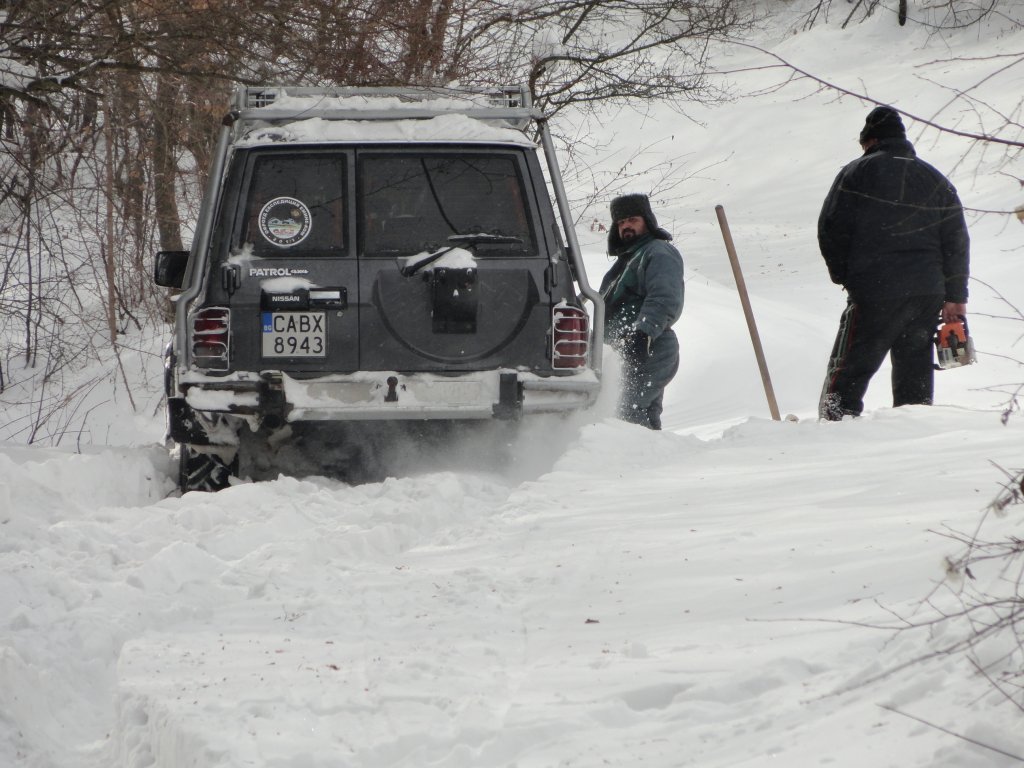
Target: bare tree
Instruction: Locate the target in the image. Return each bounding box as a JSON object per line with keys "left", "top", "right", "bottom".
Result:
{"left": 393, "top": 0, "right": 753, "bottom": 117}
{"left": 796, "top": 0, "right": 1012, "bottom": 30}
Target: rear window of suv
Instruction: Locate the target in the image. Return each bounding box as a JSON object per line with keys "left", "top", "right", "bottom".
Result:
{"left": 241, "top": 153, "right": 347, "bottom": 255}
{"left": 359, "top": 153, "right": 536, "bottom": 256}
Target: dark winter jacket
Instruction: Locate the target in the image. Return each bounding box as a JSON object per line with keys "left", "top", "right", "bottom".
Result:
{"left": 600, "top": 232, "right": 684, "bottom": 342}
{"left": 817, "top": 137, "right": 970, "bottom": 303}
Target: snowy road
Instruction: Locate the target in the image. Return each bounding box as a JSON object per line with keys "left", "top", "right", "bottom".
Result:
{"left": 4, "top": 408, "right": 1023, "bottom": 767}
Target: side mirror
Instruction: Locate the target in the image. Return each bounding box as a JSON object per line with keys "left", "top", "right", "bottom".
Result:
{"left": 154, "top": 250, "right": 190, "bottom": 289}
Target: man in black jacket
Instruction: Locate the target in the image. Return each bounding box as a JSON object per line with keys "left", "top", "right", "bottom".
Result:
{"left": 817, "top": 106, "right": 970, "bottom": 420}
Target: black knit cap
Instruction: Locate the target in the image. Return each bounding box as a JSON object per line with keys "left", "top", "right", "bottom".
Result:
{"left": 859, "top": 106, "right": 906, "bottom": 143}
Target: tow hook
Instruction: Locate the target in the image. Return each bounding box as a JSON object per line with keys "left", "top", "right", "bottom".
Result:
{"left": 261, "top": 372, "right": 288, "bottom": 428}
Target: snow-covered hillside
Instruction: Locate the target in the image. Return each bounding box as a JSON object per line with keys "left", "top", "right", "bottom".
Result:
{"left": 2, "top": 4, "right": 1023, "bottom": 767}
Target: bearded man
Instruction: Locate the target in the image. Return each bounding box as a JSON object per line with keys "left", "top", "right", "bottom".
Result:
{"left": 599, "top": 194, "right": 685, "bottom": 430}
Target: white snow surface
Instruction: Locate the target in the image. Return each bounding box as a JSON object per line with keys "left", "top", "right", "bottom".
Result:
{"left": 3, "top": 6, "right": 1024, "bottom": 768}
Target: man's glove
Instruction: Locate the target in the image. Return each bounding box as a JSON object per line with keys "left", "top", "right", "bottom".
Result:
{"left": 621, "top": 329, "right": 651, "bottom": 368}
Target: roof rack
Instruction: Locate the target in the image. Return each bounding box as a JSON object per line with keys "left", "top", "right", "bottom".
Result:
{"left": 230, "top": 85, "right": 540, "bottom": 132}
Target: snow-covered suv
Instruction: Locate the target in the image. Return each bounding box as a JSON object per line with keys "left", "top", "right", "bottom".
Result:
{"left": 154, "top": 85, "right": 603, "bottom": 491}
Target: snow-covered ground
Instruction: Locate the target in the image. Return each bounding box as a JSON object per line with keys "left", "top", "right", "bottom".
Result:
{"left": 3, "top": 4, "right": 1024, "bottom": 767}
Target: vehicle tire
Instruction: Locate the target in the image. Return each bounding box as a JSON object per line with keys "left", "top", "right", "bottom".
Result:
{"left": 178, "top": 444, "right": 239, "bottom": 492}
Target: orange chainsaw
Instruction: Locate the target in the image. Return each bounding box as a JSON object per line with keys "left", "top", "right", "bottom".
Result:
{"left": 935, "top": 316, "right": 977, "bottom": 370}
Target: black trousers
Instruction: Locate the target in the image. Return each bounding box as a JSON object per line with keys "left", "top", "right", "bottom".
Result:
{"left": 819, "top": 295, "right": 944, "bottom": 420}
{"left": 620, "top": 329, "right": 680, "bottom": 430}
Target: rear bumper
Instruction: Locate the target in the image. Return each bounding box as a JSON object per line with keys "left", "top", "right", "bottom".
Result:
{"left": 179, "top": 368, "right": 599, "bottom": 422}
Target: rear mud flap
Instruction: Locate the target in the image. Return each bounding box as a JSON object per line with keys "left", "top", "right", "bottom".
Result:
{"left": 168, "top": 399, "right": 243, "bottom": 446}
{"left": 168, "top": 399, "right": 214, "bottom": 445}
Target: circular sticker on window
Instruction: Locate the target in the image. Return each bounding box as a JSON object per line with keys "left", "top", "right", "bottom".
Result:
{"left": 258, "top": 197, "right": 312, "bottom": 248}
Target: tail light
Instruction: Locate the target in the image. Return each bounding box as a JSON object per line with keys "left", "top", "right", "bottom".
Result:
{"left": 552, "top": 303, "right": 589, "bottom": 369}
{"left": 192, "top": 306, "right": 230, "bottom": 371}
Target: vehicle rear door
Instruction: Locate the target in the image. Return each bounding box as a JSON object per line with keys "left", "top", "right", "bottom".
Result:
{"left": 220, "top": 149, "right": 359, "bottom": 374}
{"left": 356, "top": 148, "right": 553, "bottom": 372}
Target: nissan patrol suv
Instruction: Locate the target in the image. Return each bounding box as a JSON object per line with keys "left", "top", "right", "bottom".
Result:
{"left": 154, "top": 85, "right": 603, "bottom": 491}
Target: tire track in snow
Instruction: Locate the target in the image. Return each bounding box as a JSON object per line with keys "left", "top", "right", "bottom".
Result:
{"left": 1, "top": 441, "right": 526, "bottom": 768}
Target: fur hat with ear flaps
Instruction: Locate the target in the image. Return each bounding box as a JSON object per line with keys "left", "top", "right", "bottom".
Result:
{"left": 607, "top": 193, "right": 672, "bottom": 255}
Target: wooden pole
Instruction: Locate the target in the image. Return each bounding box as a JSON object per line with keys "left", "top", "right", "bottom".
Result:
{"left": 715, "top": 205, "right": 782, "bottom": 421}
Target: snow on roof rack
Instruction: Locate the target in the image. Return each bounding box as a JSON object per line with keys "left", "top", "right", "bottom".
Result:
{"left": 236, "top": 85, "right": 532, "bottom": 110}
{"left": 231, "top": 85, "right": 540, "bottom": 131}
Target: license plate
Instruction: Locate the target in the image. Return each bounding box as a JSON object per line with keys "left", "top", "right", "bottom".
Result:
{"left": 261, "top": 312, "right": 326, "bottom": 357}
